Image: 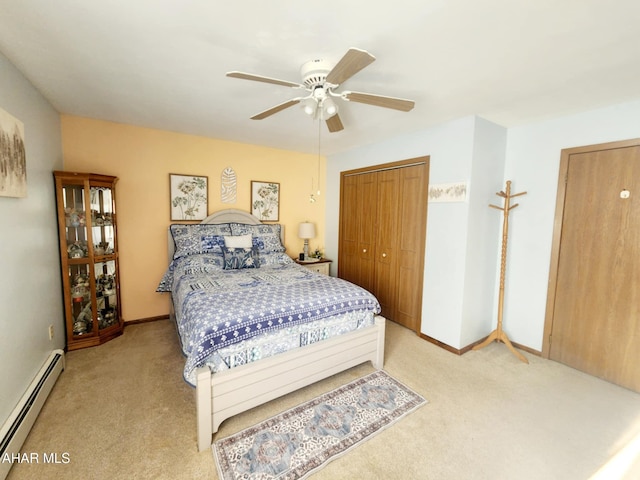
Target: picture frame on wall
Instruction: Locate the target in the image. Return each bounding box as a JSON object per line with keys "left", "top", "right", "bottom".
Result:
{"left": 0, "top": 106, "right": 27, "bottom": 198}
{"left": 251, "top": 181, "right": 280, "bottom": 221}
{"left": 428, "top": 181, "right": 468, "bottom": 203}
{"left": 170, "top": 174, "right": 208, "bottom": 221}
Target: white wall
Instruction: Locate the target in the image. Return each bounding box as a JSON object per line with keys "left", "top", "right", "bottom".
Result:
{"left": 502, "top": 100, "right": 640, "bottom": 351}
{"left": 0, "top": 52, "right": 64, "bottom": 425}
{"left": 460, "top": 117, "right": 507, "bottom": 346}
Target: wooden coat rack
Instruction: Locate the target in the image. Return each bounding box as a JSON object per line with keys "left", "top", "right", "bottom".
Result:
{"left": 473, "top": 180, "right": 528, "bottom": 363}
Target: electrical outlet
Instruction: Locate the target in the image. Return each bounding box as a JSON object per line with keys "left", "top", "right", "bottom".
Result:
{"left": 48, "top": 324, "right": 54, "bottom": 340}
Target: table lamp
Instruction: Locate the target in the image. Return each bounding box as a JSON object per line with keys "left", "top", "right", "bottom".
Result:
{"left": 298, "top": 222, "right": 316, "bottom": 260}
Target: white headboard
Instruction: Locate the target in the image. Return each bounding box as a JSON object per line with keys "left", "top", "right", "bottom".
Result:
{"left": 167, "top": 209, "right": 285, "bottom": 263}
{"left": 200, "top": 208, "right": 261, "bottom": 225}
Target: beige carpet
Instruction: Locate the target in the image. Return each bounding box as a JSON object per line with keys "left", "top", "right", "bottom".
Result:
{"left": 6, "top": 319, "right": 640, "bottom": 480}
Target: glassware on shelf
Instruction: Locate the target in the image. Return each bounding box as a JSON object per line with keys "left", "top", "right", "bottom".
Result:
{"left": 73, "top": 303, "right": 93, "bottom": 335}
{"left": 67, "top": 241, "right": 87, "bottom": 258}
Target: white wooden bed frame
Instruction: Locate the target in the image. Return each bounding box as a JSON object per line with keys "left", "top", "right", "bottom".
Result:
{"left": 167, "top": 208, "right": 386, "bottom": 451}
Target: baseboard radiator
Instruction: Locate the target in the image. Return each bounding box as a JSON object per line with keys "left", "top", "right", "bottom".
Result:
{"left": 0, "top": 349, "right": 65, "bottom": 480}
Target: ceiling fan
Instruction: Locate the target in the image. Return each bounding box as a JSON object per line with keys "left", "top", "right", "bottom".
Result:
{"left": 226, "top": 48, "right": 415, "bottom": 133}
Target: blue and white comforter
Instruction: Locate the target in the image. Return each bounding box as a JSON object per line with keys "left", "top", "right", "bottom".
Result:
{"left": 164, "top": 254, "right": 381, "bottom": 385}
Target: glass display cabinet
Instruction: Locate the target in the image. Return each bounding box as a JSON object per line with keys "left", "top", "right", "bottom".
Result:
{"left": 54, "top": 171, "right": 123, "bottom": 350}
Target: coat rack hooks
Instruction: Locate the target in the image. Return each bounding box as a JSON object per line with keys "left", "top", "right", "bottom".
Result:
{"left": 473, "top": 180, "right": 529, "bottom": 363}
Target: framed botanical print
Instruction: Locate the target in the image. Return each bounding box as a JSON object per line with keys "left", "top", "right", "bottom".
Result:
{"left": 251, "top": 181, "right": 280, "bottom": 221}
{"left": 170, "top": 174, "right": 208, "bottom": 221}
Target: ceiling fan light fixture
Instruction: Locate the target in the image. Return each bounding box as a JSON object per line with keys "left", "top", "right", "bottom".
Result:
{"left": 321, "top": 97, "right": 338, "bottom": 119}
{"left": 301, "top": 98, "right": 317, "bottom": 116}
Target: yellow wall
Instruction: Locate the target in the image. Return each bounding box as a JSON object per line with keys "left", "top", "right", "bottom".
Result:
{"left": 61, "top": 115, "right": 326, "bottom": 322}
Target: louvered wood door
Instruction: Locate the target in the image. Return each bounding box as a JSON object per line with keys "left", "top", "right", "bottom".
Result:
{"left": 546, "top": 140, "right": 640, "bottom": 392}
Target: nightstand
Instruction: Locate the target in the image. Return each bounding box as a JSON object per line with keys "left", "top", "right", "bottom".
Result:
{"left": 294, "top": 258, "right": 332, "bottom": 275}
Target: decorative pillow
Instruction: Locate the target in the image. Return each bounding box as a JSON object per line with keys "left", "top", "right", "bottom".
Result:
{"left": 177, "top": 253, "right": 224, "bottom": 273}
{"left": 223, "top": 234, "right": 252, "bottom": 249}
{"left": 221, "top": 246, "right": 260, "bottom": 270}
{"left": 229, "top": 223, "right": 285, "bottom": 254}
{"left": 258, "top": 252, "right": 294, "bottom": 266}
{"left": 156, "top": 254, "right": 224, "bottom": 292}
{"left": 170, "top": 223, "right": 231, "bottom": 260}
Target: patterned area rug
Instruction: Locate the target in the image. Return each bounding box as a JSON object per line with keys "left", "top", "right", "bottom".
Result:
{"left": 212, "top": 370, "right": 427, "bottom": 479}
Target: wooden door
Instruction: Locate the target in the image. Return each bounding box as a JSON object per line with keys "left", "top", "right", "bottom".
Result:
{"left": 338, "top": 157, "right": 429, "bottom": 333}
{"left": 374, "top": 169, "right": 400, "bottom": 320}
{"left": 338, "top": 172, "right": 377, "bottom": 291}
{"left": 338, "top": 174, "right": 360, "bottom": 286}
{"left": 394, "top": 164, "right": 429, "bottom": 330}
{"left": 544, "top": 139, "right": 640, "bottom": 392}
{"left": 356, "top": 173, "right": 378, "bottom": 293}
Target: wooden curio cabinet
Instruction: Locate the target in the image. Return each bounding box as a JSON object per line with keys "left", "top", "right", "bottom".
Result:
{"left": 54, "top": 171, "right": 123, "bottom": 350}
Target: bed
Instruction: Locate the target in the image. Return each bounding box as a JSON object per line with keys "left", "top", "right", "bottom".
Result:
{"left": 158, "top": 208, "right": 386, "bottom": 451}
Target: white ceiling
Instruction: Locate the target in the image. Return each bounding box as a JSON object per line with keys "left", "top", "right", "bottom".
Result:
{"left": 1, "top": 0, "right": 639, "bottom": 155}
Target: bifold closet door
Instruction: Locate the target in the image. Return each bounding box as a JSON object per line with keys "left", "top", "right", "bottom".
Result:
{"left": 394, "top": 164, "right": 428, "bottom": 330}
{"left": 338, "top": 174, "right": 359, "bottom": 286}
{"left": 373, "top": 169, "right": 399, "bottom": 320}
{"left": 338, "top": 172, "right": 376, "bottom": 292}
{"left": 357, "top": 173, "right": 377, "bottom": 294}
{"left": 339, "top": 157, "right": 429, "bottom": 333}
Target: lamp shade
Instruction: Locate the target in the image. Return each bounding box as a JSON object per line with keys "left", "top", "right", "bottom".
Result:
{"left": 322, "top": 97, "right": 338, "bottom": 119}
{"left": 298, "top": 222, "right": 316, "bottom": 239}
{"left": 301, "top": 98, "right": 317, "bottom": 116}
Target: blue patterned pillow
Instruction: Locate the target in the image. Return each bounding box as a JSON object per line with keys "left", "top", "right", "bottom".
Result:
{"left": 221, "top": 246, "right": 260, "bottom": 270}
{"left": 156, "top": 254, "right": 224, "bottom": 292}
{"left": 258, "top": 252, "right": 294, "bottom": 266}
{"left": 229, "top": 223, "right": 285, "bottom": 254}
{"left": 170, "top": 223, "right": 232, "bottom": 260}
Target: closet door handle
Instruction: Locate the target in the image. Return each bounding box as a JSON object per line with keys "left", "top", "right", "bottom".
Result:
{"left": 382, "top": 253, "right": 387, "bottom": 258}
{"left": 362, "top": 248, "right": 367, "bottom": 253}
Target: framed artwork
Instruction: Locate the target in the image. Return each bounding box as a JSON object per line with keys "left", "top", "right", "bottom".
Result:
{"left": 251, "top": 181, "right": 280, "bottom": 221}
{"left": 0, "top": 106, "right": 26, "bottom": 198}
{"left": 170, "top": 174, "right": 208, "bottom": 221}
{"left": 428, "top": 181, "right": 468, "bottom": 203}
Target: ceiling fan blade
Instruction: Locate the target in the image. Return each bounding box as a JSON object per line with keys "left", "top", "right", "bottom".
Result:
{"left": 326, "top": 114, "right": 344, "bottom": 133}
{"left": 342, "top": 91, "right": 415, "bottom": 112}
{"left": 227, "top": 71, "right": 304, "bottom": 89}
{"left": 325, "top": 48, "right": 376, "bottom": 85}
{"left": 250, "top": 98, "right": 302, "bottom": 120}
